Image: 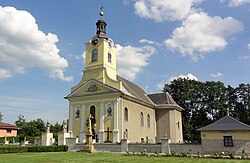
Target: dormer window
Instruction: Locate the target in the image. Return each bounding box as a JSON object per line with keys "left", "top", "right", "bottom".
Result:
{"left": 92, "top": 49, "right": 98, "bottom": 62}
{"left": 108, "top": 53, "right": 112, "bottom": 63}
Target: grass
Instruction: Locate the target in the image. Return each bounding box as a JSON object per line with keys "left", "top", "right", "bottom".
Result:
{"left": 0, "top": 152, "right": 249, "bottom": 163}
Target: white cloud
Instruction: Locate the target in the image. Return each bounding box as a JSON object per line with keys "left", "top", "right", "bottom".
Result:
{"left": 134, "top": 0, "right": 203, "bottom": 22}
{"left": 211, "top": 72, "right": 224, "bottom": 78}
{"left": 169, "top": 73, "right": 198, "bottom": 82}
{"left": 116, "top": 44, "right": 156, "bottom": 81}
{"left": 157, "top": 73, "right": 198, "bottom": 90}
{"left": 156, "top": 82, "right": 165, "bottom": 90}
{"left": 0, "top": 68, "right": 12, "bottom": 79}
{"left": 247, "top": 43, "right": 250, "bottom": 49}
{"left": 0, "top": 6, "right": 72, "bottom": 82}
{"left": 239, "top": 55, "right": 250, "bottom": 60}
{"left": 139, "top": 39, "right": 161, "bottom": 46}
{"left": 165, "top": 12, "right": 243, "bottom": 61}
{"left": 221, "top": 0, "right": 250, "bottom": 6}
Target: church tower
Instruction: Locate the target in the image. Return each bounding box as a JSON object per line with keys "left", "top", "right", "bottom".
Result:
{"left": 82, "top": 9, "right": 117, "bottom": 84}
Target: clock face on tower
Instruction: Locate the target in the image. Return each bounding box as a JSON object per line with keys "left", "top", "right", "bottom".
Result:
{"left": 91, "top": 37, "right": 99, "bottom": 46}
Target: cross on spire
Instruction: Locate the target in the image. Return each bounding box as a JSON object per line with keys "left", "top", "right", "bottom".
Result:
{"left": 99, "top": 6, "right": 104, "bottom": 19}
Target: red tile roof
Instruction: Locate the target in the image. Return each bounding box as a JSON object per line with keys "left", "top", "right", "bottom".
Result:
{"left": 0, "top": 122, "right": 19, "bottom": 130}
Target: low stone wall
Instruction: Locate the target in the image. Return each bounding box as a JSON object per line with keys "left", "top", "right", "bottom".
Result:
{"left": 94, "top": 143, "right": 121, "bottom": 152}
{"left": 170, "top": 143, "right": 202, "bottom": 154}
{"left": 64, "top": 138, "right": 203, "bottom": 154}
{"left": 128, "top": 143, "right": 161, "bottom": 153}
{"left": 202, "top": 139, "right": 250, "bottom": 154}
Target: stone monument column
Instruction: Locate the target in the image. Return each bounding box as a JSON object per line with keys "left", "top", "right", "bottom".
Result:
{"left": 83, "top": 114, "right": 95, "bottom": 153}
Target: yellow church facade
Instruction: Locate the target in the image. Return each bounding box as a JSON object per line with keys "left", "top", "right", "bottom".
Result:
{"left": 65, "top": 11, "right": 183, "bottom": 144}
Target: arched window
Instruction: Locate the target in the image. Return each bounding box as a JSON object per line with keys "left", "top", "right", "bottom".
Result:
{"left": 90, "top": 105, "right": 96, "bottom": 123}
{"left": 108, "top": 53, "right": 112, "bottom": 63}
{"left": 91, "top": 49, "right": 98, "bottom": 62}
{"left": 147, "top": 114, "right": 150, "bottom": 128}
{"left": 124, "top": 107, "right": 128, "bottom": 121}
{"left": 140, "top": 112, "right": 144, "bottom": 127}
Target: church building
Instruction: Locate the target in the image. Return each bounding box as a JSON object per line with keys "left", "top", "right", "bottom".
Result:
{"left": 65, "top": 10, "right": 183, "bottom": 144}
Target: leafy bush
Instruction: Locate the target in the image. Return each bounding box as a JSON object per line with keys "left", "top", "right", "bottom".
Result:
{"left": 0, "top": 145, "right": 68, "bottom": 154}
{"left": 170, "top": 151, "right": 187, "bottom": 157}
{"left": 228, "top": 152, "right": 235, "bottom": 159}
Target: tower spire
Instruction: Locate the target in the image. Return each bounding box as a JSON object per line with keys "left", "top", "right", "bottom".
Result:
{"left": 96, "top": 6, "right": 107, "bottom": 38}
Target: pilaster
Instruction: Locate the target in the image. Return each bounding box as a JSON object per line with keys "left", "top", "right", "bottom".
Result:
{"left": 69, "top": 104, "right": 74, "bottom": 136}
{"left": 99, "top": 101, "right": 105, "bottom": 143}
{"left": 80, "top": 104, "right": 85, "bottom": 143}
{"left": 113, "top": 98, "right": 119, "bottom": 143}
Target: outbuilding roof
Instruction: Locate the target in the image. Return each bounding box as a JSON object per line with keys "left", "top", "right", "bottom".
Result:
{"left": 0, "top": 122, "right": 19, "bottom": 130}
{"left": 197, "top": 115, "right": 250, "bottom": 131}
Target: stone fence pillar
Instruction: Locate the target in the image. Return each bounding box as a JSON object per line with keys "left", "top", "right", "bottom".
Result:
{"left": 66, "top": 137, "right": 77, "bottom": 151}
{"left": 161, "top": 139, "right": 170, "bottom": 154}
{"left": 121, "top": 139, "right": 128, "bottom": 152}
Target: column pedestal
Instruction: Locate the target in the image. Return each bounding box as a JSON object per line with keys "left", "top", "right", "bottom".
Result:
{"left": 41, "top": 132, "right": 54, "bottom": 146}
{"left": 113, "top": 129, "right": 119, "bottom": 143}
{"left": 120, "top": 139, "right": 128, "bottom": 152}
{"left": 58, "top": 132, "right": 70, "bottom": 145}
{"left": 98, "top": 129, "right": 104, "bottom": 143}
{"left": 80, "top": 131, "right": 85, "bottom": 143}
{"left": 161, "top": 138, "right": 170, "bottom": 154}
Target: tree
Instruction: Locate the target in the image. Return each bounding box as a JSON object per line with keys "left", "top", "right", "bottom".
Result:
{"left": 15, "top": 115, "right": 25, "bottom": 127}
{"left": 15, "top": 116, "right": 45, "bottom": 138}
{"left": 234, "top": 83, "right": 250, "bottom": 124}
{"left": 163, "top": 79, "right": 229, "bottom": 143}
{"left": 0, "top": 112, "right": 2, "bottom": 122}
{"left": 163, "top": 78, "right": 208, "bottom": 142}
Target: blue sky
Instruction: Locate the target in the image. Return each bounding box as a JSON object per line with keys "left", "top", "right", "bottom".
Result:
{"left": 0, "top": 0, "right": 250, "bottom": 124}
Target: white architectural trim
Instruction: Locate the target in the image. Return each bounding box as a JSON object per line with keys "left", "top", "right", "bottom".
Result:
{"left": 113, "top": 98, "right": 119, "bottom": 142}
{"left": 71, "top": 98, "right": 117, "bottom": 105}
{"left": 66, "top": 79, "right": 119, "bottom": 98}
{"left": 69, "top": 104, "right": 74, "bottom": 137}
{"left": 99, "top": 101, "right": 105, "bottom": 143}
{"left": 120, "top": 97, "right": 123, "bottom": 140}
{"left": 153, "top": 109, "right": 157, "bottom": 143}
{"left": 80, "top": 104, "right": 85, "bottom": 143}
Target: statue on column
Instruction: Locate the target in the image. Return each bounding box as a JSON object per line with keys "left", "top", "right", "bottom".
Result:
{"left": 62, "top": 120, "right": 67, "bottom": 133}
{"left": 46, "top": 121, "right": 51, "bottom": 133}
{"left": 123, "top": 129, "right": 128, "bottom": 140}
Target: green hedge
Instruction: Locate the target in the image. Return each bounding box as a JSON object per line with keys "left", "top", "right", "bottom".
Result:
{"left": 0, "top": 145, "right": 68, "bottom": 154}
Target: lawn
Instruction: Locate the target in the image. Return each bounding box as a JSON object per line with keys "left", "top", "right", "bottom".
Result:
{"left": 0, "top": 152, "right": 249, "bottom": 163}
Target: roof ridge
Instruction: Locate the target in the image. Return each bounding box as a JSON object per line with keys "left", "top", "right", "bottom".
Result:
{"left": 198, "top": 115, "right": 250, "bottom": 131}
{"left": 227, "top": 115, "right": 250, "bottom": 128}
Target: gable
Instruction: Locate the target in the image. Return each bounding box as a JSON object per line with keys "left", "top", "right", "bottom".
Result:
{"left": 66, "top": 79, "right": 120, "bottom": 98}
